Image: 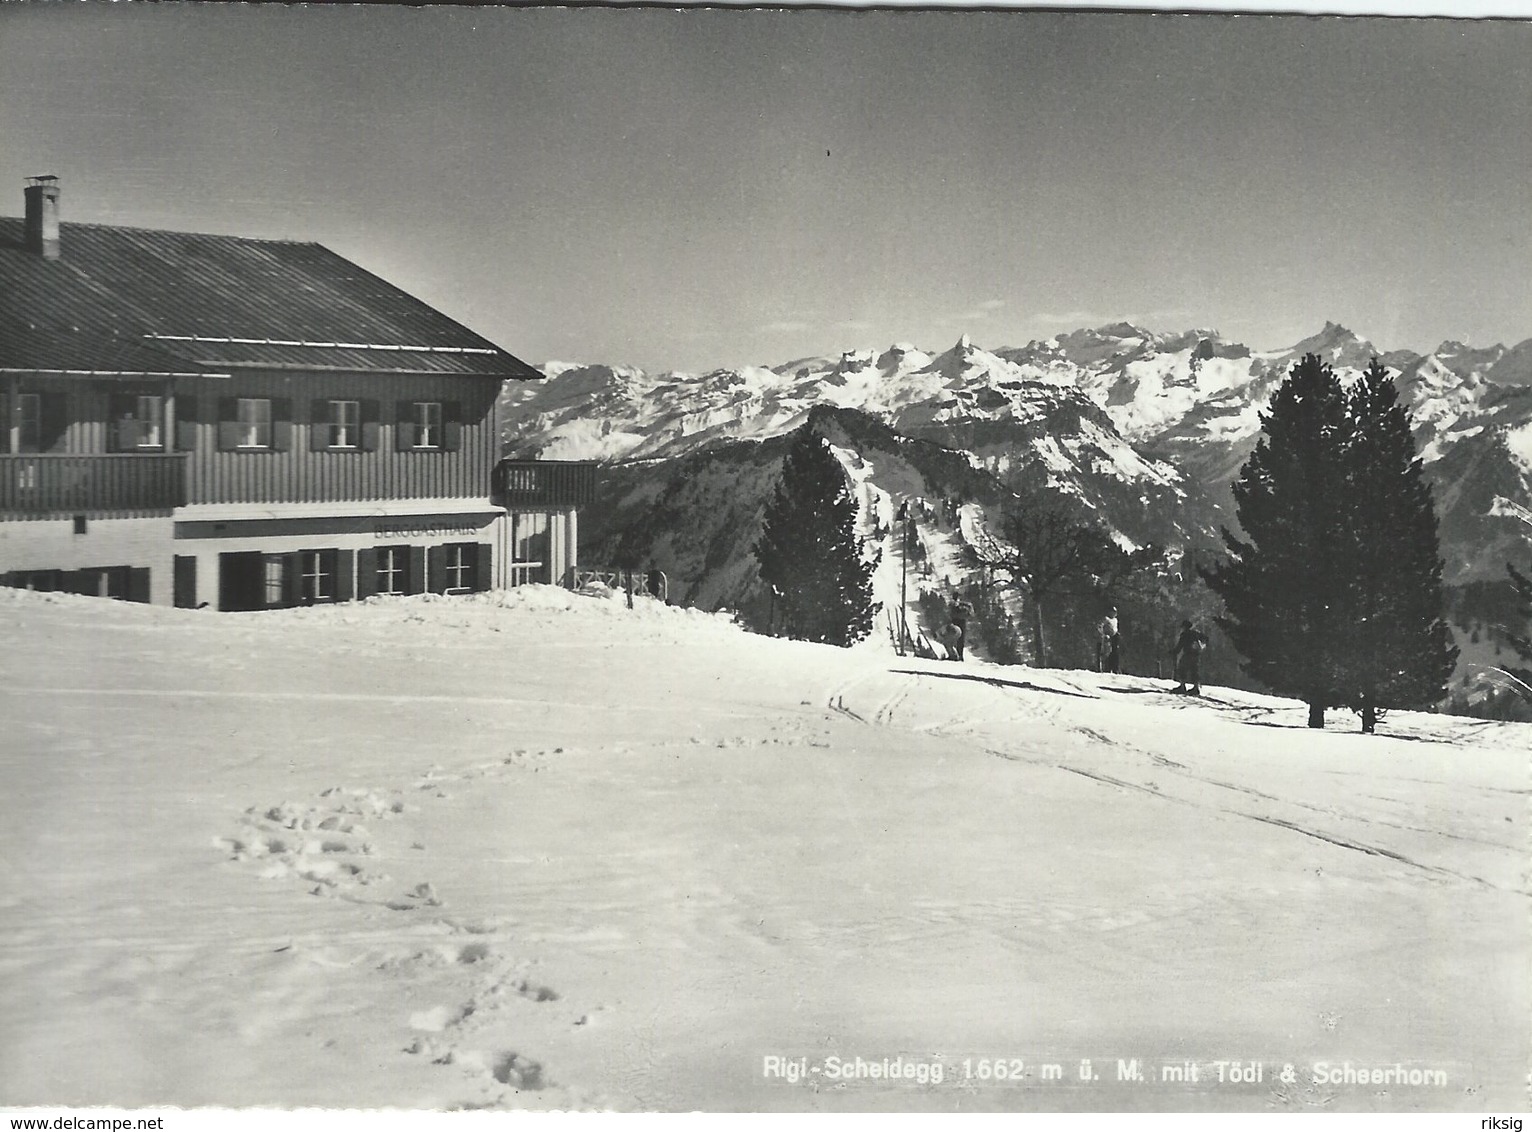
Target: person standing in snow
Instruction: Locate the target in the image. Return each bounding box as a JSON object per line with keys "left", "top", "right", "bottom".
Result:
{"left": 1170, "top": 619, "right": 1208, "bottom": 695}
{"left": 1098, "top": 606, "right": 1121, "bottom": 674}
{"left": 947, "top": 597, "right": 969, "bottom": 661}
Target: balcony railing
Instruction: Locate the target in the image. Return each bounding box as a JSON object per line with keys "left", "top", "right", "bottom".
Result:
{"left": 0, "top": 453, "right": 189, "bottom": 517}
{"left": 493, "top": 460, "right": 597, "bottom": 509}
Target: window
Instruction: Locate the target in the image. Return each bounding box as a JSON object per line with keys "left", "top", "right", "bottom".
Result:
{"left": 134, "top": 396, "right": 164, "bottom": 448}
{"left": 17, "top": 393, "right": 41, "bottom": 453}
{"left": 238, "top": 399, "right": 273, "bottom": 449}
{"left": 263, "top": 555, "right": 286, "bottom": 606}
{"left": 220, "top": 398, "right": 290, "bottom": 453}
{"left": 109, "top": 392, "right": 165, "bottom": 452}
{"left": 300, "top": 550, "right": 335, "bottom": 603}
{"left": 507, "top": 512, "right": 550, "bottom": 586}
{"left": 444, "top": 544, "right": 473, "bottom": 593}
{"left": 328, "top": 400, "right": 360, "bottom": 449}
{"left": 76, "top": 566, "right": 130, "bottom": 600}
{"left": 7, "top": 569, "right": 61, "bottom": 592}
{"left": 376, "top": 545, "right": 409, "bottom": 596}
{"left": 396, "top": 399, "right": 456, "bottom": 452}
{"left": 414, "top": 402, "right": 442, "bottom": 449}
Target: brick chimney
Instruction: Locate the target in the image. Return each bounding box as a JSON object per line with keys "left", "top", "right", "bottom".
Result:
{"left": 24, "top": 175, "right": 61, "bottom": 259}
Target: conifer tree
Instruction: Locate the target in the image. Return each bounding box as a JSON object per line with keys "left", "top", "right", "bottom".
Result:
{"left": 753, "top": 426, "right": 875, "bottom": 646}
{"left": 1333, "top": 360, "right": 1458, "bottom": 732}
{"left": 1202, "top": 353, "right": 1350, "bottom": 727}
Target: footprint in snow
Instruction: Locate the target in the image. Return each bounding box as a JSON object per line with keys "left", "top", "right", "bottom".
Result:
{"left": 492, "top": 1052, "right": 544, "bottom": 1090}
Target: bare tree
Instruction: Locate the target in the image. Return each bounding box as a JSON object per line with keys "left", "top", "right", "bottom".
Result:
{"left": 973, "top": 501, "right": 1132, "bottom": 667}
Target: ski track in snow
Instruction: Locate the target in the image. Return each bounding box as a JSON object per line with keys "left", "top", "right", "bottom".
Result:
{"left": 830, "top": 665, "right": 1529, "bottom": 898}
{"left": 17, "top": 687, "right": 756, "bottom": 717}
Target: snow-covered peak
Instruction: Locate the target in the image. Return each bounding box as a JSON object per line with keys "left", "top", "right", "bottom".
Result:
{"left": 1094, "top": 320, "right": 1153, "bottom": 342}
{"left": 1485, "top": 338, "right": 1532, "bottom": 387}
{"left": 875, "top": 342, "right": 930, "bottom": 372}
{"left": 1278, "top": 321, "right": 1379, "bottom": 370}
{"left": 833, "top": 349, "right": 875, "bottom": 376}
{"left": 505, "top": 322, "right": 1517, "bottom": 466}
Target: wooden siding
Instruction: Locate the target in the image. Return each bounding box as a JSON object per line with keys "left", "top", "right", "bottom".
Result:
{"left": 5, "top": 371, "right": 503, "bottom": 507}
{"left": 176, "top": 372, "right": 501, "bottom": 504}
{"left": 0, "top": 453, "right": 187, "bottom": 518}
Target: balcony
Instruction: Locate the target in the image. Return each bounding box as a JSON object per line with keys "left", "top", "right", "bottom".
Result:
{"left": 0, "top": 453, "right": 189, "bottom": 518}
{"left": 492, "top": 460, "right": 598, "bottom": 509}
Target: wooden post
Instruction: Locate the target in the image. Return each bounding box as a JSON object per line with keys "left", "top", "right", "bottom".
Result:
{"left": 896, "top": 500, "right": 909, "bottom": 656}
{"left": 4, "top": 375, "right": 17, "bottom": 455}
{"left": 162, "top": 380, "right": 176, "bottom": 453}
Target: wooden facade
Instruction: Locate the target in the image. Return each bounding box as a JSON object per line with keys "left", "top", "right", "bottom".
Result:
{"left": 1, "top": 371, "right": 500, "bottom": 514}
{"left": 1, "top": 186, "right": 577, "bottom": 609}
{"left": 0, "top": 453, "right": 187, "bottom": 518}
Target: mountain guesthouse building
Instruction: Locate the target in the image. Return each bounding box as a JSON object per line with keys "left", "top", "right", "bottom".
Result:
{"left": 1, "top": 176, "right": 593, "bottom": 609}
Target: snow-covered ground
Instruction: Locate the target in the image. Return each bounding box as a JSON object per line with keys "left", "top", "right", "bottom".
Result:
{"left": 0, "top": 587, "right": 1526, "bottom": 1112}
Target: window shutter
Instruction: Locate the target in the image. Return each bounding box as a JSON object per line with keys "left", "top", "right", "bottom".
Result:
{"left": 175, "top": 395, "right": 198, "bottom": 452}
{"left": 427, "top": 545, "right": 447, "bottom": 594}
{"left": 118, "top": 418, "right": 142, "bottom": 452}
{"left": 127, "top": 567, "right": 152, "bottom": 605}
{"left": 333, "top": 549, "right": 354, "bottom": 602}
{"left": 217, "top": 398, "right": 240, "bottom": 451}
{"left": 443, "top": 401, "right": 462, "bottom": 452}
{"left": 395, "top": 402, "right": 416, "bottom": 451}
{"left": 173, "top": 556, "right": 197, "bottom": 608}
{"left": 408, "top": 546, "right": 428, "bottom": 595}
{"left": 39, "top": 392, "right": 69, "bottom": 452}
{"left": 23, "top": 569, "right": 62, "bottom": 592}
{"left": 108, "top": 393, "right": 136, "bottom": 453}
{"left": 473, "top": 543, "right": 493, "bottom": 592}
{"left": 272, "top": 398, "right": 293, "bottom": 452}
{"left": 310, "top": 400, "right": 330, "bottom": 451}
{"left": 360, "top": 399, "right": 380, "bottom": 452}
{"left": 281, "top": 553, "right": 301, "bottom": 608}
{"left": 355, "top": 547, "right": 378, "bottom": 600}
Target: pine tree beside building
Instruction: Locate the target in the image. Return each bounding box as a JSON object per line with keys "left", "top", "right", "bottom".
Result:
{"left": 1203, "top": 353, "right": 1351, "bottom": 728}
{"left": 1333, "top": 360, "right": 1458, "bottom": 733}
{"left": 753, "top": 426, "right": 875, "bottom": 647}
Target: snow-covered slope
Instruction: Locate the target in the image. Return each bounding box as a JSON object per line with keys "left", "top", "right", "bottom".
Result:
{"left": 579, "top": 406, "right": 1019, "bottom": 639}
{"left": 578, "top": 403, "right": 1210, "bottom": 668}
{"left": 1, "top": 588, "right": 1526, "bottom": 1111}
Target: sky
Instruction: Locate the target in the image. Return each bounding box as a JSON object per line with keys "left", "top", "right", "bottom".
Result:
{"left": 2, "top": 4, "right": 1530, "bottom": 372}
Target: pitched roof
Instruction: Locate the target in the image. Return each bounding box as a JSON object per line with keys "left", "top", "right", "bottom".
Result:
{"left": 0, "top": 321, "right": 219, "bottom": 377}
{"left": 0, "top": 217, "right": 541, "bottom": 380}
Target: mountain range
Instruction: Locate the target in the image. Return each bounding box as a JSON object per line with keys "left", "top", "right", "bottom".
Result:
{"left": 501, "top": 323, "right": 1531, "bottom": 625}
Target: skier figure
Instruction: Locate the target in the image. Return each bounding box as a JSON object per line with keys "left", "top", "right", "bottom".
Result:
{"left": 947, "top": 597, "right": 969, "bottom": 662}
{"left": 1170, "top": 619, "right": 1208, "bottom": 695}
{"left": 1098, "top": 606, "right": 1121, "bottom": 674}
